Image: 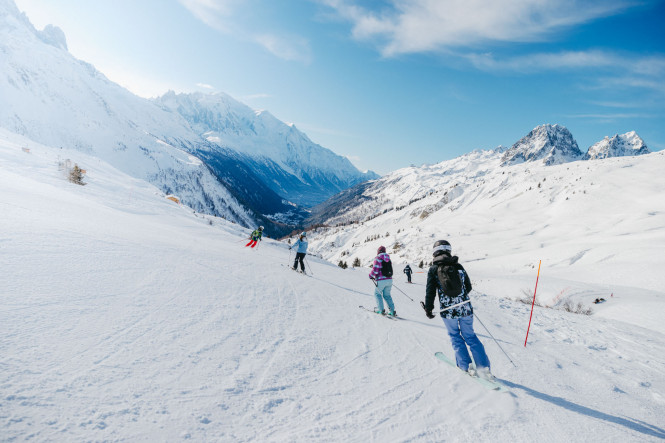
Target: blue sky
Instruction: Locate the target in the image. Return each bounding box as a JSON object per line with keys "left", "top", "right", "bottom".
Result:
{"left": 15, "top": 0, "right": 665, "bottom": 174}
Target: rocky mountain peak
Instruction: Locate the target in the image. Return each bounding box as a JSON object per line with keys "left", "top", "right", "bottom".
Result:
{"left": 501, "top": 124, "right": 583, "bottom": 166}
{"left": 584, "top": 131, "right": 650, "bottom": 160}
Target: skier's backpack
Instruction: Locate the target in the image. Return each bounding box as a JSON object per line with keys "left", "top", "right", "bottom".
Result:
{"left": 381, "top": 257, "right": 393, "bottom": 278}
{"left": 436, "top": 265, "right": 463, "bottom": 297}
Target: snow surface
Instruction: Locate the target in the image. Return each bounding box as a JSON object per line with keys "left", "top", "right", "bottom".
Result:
{"left": 306, "top": 147, "right": 665, "bottom": 337}
{"left": 2, "top": 131, "right": 665, "bottom": 441}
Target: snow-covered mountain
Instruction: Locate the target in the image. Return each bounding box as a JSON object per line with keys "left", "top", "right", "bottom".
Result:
{"left": 0, "top": 0, "right": 375, "bottom": 236}
{"left": 154, "top": 91, "right": 378, "bottom": 207}
{"left": 303, "top": 144, "right": 665, "bottom": 306}
{"left": 584, "top": 131, "right": 650, "bottom": 160}
{"left": 501, "top": 124, "right": 583, "bottom": 166}
{"left": 0, "top": 0, "right": 261, "bottom": 226}
{"left": 3, "top": 127, "right": 665, "bottom": 442}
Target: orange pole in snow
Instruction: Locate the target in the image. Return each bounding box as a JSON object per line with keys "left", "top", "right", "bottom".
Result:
{"left": 524, "top": 260, "right": 542, "bottom": 347}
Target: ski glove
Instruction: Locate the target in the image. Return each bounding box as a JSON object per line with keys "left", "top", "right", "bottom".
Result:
{"left": 420, "top": 301, "right": 435, "bottom": 319}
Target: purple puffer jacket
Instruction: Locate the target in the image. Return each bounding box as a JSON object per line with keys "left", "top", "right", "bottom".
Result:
{"left": 369, "top": 253, "right": 392, "bottom": 281}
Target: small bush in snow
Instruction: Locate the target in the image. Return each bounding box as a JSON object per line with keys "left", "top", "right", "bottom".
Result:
{"left": 68, "top": 164, "right": 86, "bottom": 186}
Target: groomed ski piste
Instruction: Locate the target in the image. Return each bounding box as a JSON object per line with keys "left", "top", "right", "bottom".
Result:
{"left": 2, "top": 129, "right": 665, "bottom": 442}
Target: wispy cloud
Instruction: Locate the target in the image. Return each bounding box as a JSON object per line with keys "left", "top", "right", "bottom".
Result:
{"left": 241, "top": 93, "right": 272, "bottom": 101}
{"left": 178, "top": 0, "right": 312, "bottom": 63}
{"left": 464, "top": 50, "right": 665, "bottom": 94}
{"left": 464, "top": 50, "right": 665, "bottom": 74}
{"left": 320, "top": 0, "right": 637, "bottom": 56}
{"left": 565, "top": 113, "right": 649, "bottom": 119}
{"left": 255, "top": 33, "right": 312, "bottom": 64}
{"left": 177, "top": 0, "right": 240, "bottom": 31}
{"left": 197, "top": 83, "right": 216, "bottom": 90}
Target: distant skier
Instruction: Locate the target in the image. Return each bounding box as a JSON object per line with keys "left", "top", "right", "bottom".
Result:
{"left": 369, "top": 246, "right": 396, "bottom": 316}
{"left": 422, "top": 240, "right": 494, "bottom": 380}
{"left": 403, "top": 264, "right": 413, "bottom": 283}
{"left": 245, "top": 226, "right": 263, "bottom": 248}
{"left": 290, "top": 232, "right": 308, "bottom": 273}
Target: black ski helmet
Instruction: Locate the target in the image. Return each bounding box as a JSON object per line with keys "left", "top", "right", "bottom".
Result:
{"left": 433, "top": 240, "right": 452, "bottom": 257}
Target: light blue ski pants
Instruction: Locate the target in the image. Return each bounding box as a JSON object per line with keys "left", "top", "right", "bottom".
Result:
{"left": 442, "top": 315, "right": 490, "bottom": 371}
{"left": 374, "top": 279, "right": 395, "bottom": 313}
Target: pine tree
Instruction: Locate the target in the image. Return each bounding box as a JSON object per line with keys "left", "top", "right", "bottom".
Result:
{"left": 352, "top": 257, "right": 361, "bottom": 268}
{"left": 418, "top": 260, "right": 424, "bottom": 268}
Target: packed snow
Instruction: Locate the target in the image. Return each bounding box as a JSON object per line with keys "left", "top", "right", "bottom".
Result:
{"left": 2, "top": 130, "right": 665, "bottom": 442}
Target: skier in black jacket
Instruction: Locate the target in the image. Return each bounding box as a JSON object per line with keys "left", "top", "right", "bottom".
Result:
{"left": 403, "top": 264, "right": 413, "bottom": 283}
{"left": 423, "top": 240, "right": 494, "bottom": 380}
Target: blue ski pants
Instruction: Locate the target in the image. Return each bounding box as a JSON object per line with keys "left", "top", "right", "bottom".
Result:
{"left": 442, "top": 315, "right": 490, "bottom": 371}
{"left": 374, "top": 279, "right": 395, "bottom": 313}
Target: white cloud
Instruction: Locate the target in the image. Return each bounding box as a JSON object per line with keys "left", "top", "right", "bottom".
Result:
{"left": 462, "top": 50, "right": 665, "bottom": 95}
{"left": 255, "top": 34, "right": 312, "bottom": 63}
{"left": 241, "top": 93, "right": 271, "bottom": 100}
{"left": 196, "top": 83, "right": 216, "bottom": 90}
{"left": 321, "top": 0, "right": 637, "bottom": 56}
{"left": 177, "top": 0, "right": 240, "bottom": 31}
{"left": 464, "top": 50, "right": 665, "bottom": 74}
{"left": 178, "top": 0, "right": 312, "bottom": 63}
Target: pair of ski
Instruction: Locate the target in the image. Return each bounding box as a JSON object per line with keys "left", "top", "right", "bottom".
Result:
{"left": 358, "top": 305, "right": 399, "bottom": 320}
{"left": 281, "top": 263, "right": 309, "bottom": 276}
{"left": 434, "top": 351, "right": 509, "bottom": 393}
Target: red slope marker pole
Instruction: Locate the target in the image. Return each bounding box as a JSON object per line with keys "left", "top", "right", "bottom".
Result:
{"left": 524, "top": 260, "right": 542, "bottom": 347}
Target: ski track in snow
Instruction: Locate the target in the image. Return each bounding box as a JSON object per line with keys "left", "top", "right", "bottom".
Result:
{"left": 2, "top": 134, "right": 665, "bottom": 441}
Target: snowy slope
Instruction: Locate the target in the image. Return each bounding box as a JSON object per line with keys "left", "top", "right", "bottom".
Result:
{"left": 0, "top": 0, "right": 260, "bottom": 228}
{"left": 2, "top": 123, "right": 665, "bottom": 442}
{"left": 0, "top": 0, "right": 375, "bottom": 232}
{"left": 584, "top": 131, "right": 650, "bottom": 160}
{"left": 304, "top": 147, "right": 665, "bottom": 334}
{"left": 154, "top": 91, "right": 378, "bottom": 207}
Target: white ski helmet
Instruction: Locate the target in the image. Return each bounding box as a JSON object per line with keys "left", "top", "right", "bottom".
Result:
{"left": 433, "top": 239, "right": 452, "bottom": 256}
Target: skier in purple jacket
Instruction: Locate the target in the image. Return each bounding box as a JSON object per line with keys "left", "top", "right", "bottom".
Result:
{"left": 369, "top": 246, "right": 396, "bottom": 316}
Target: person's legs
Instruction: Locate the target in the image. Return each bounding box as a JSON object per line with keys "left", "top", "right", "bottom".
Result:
{"left": 298, "top": 253, "right": 306, "bottom": 271}
{"left": 459, "top": 315, "right": 490, "bottom": 370}
{"left": 380, "top": 280, "right": 395, "bottom": 314}
{"left": 374, "top": 283, "right": 385, "bottom": 313}
{"left": 442, "top": 317, "right": 473, "bottom": 371}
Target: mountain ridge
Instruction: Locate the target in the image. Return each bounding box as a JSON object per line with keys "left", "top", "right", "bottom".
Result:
{"left": 0, "top": 0, "right": 375, "bottom": 236}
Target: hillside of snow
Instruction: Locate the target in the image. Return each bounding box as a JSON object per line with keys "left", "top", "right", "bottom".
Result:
{"left": 155, "top": 91, "right": 378, "bottom": 207}
{"left": 2, "top": 127, "right": 665, "bottom": 442}
{"left": 0, "top": 0, "right": 375, "bottom": 235}
{"left": 304, "top": 147, "right": 665, "bottom": 335}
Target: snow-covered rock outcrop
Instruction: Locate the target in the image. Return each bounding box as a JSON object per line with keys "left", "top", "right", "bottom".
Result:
{"left": 501, "top": 124, "right": 583, "bottom": 166}
{"left": 584, "top": 131, "right": 650, "bottom": 160}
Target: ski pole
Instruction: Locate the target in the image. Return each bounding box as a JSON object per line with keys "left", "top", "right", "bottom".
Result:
{"left": 391, "top": 283, "right": 414, "bottom": 302}
{"left": 474, "top": 313, "right": 517, "bottom": 368}
{"left": 420, "top": 299, "right": 471, "bottom": 314}
{"left": 305, "top": 256, "right": 314, "bottom": 276}
{"left": 288, "top": 248, "right": 292, "bottom": 266}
